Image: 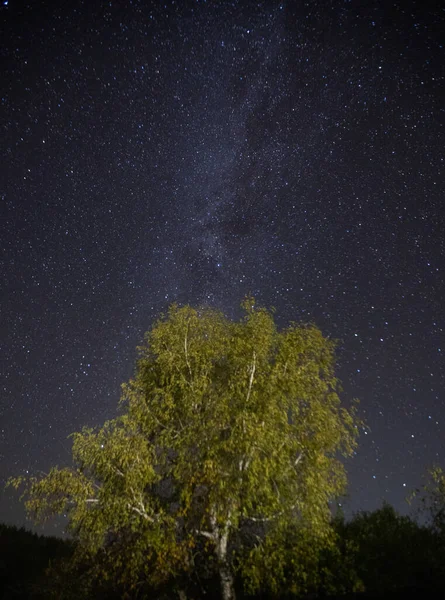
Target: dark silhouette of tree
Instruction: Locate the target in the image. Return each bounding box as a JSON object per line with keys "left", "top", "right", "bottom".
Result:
{"left": 331, "top": 503, "right": 445, "bottom": 597}
{"left": 0, "top": 523, "right": 72, "bottom": 599}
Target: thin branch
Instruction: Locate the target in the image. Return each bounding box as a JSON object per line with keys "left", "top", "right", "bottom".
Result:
{"left": 150, "top": 413, "right": 182, "bottom": 439}
{"left": 184, "top": 330, "right": 192, "bottom": 379}
{"left": 239, "top": 456, "right": 252, "bottom": 472}
{"left": 245, "top": 514, "right": 275, "bottom": 523}
{"left": 209, "top": 509, "right": 217, "bottom": 533}
{"left": 128, "top": 503, "right": 155, "bottom": 522}
{"left": 127, "top": 487, "right": 157, "bottom": 522}
{"left": 294, "top": 452, "right": 304, "bottom": 467}
{"left": 114, "top": 466, "right": 125, "bottom": 477}
{"left": 245, "top": 500, "right": 298, "bottom": 523}
{"left": 246, "top": 351, "right": 256, "bottom": 404}
{"left": 85, "top": 498, "right": 99, "bottom": 504}
{"left": 152, "top": 413, "right": 169, "bottom": 430}
{"left": 195, "top": 529, "right": 214, "bottom": 540}
{"left": 272, "top": 478, "right": 280, "bottom": 500}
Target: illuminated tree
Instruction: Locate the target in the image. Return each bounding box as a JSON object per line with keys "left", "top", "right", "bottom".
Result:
{"left": 10, "top": 298, "right": 359, "bottom": 600}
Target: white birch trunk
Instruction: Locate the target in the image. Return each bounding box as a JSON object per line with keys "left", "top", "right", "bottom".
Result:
{"left": 218, "top": 559, "right": 236, "bottom": 600}
{"left": 215, "top": 523, "right": 236, "bottom": 600}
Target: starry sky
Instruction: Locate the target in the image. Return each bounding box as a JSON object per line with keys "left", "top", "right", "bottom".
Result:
{"left": 1, "top": 0, "right": 444, "bottom": 533}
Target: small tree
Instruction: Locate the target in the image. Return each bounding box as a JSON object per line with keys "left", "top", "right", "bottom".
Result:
{"left": 10, "top": 298, "right": 359, "bottom": 600}
{"left": 414, "top": 467, "right": 445, "bottom": 534}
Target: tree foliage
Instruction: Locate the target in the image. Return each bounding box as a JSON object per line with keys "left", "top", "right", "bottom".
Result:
{"left": 0, "top": 523, "right": 73, "bottom": 599}
{"left": 9, "top": 298, "right": 359, "bottom": 599}
{"left": 413, "top": 466, "right": 445, "bottom": 535}
{"left": 331, "top": 503, "right": 445, "bottom": 596}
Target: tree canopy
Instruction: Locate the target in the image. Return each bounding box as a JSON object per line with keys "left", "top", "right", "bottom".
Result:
{"left": 10, "top": 298, "right": 360, "bottom": 600}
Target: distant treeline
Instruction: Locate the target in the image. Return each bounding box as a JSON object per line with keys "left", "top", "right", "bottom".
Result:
{"left": 1, "top": 503, "right": 445, "bottom": 599}
{"left": 0, "top": 522, "right": 72, "bottom": 599}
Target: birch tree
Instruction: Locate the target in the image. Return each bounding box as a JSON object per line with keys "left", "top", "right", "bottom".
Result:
{"left": 10, "top": 298, "right": 359, "bottom": 600}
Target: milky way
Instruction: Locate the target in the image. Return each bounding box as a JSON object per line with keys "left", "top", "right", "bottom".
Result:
{"left": 1, "top": 0, "right": 444, "bottom": 533}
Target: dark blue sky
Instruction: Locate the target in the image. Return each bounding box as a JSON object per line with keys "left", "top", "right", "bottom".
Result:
{"left": 1, "top": 0, "right": 444, "bottom": 533}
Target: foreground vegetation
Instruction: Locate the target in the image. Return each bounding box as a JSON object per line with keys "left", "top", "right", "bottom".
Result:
{"left": 5, "top": 299, "right": 445, "bottom": 598}
{"left": 2, "top": 503, "right": 445, "bottom": 599}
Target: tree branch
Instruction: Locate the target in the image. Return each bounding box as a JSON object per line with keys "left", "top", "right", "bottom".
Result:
{"left": 127, "top": 487, "right": 157, "bottom": 523}
{"left": 294, "top": 452, "right": 303, "bottom": 467}
{"left": 246, "top": 351, "right": 256, "bottom": 404}
{"left": 113, "top": 466, "right": 125, "bottom": 477}
{"left": 239, "top": 456, "right": 252, "bottom": 472}
{"left": 184, "top": 330, "right": 192, "bottom": 379}
{"left": 195, "top": 529, "right": 214, "bottom": 540}
{"left": 245, "top": 494, "right": 299, "bottom": 523}
{"left": 245, "top": 514, "right": 276, "bottom": 523}
{"left": 245, "top": 502, "right": 297, "bottom": 523}
{"left": 128, "top": 503, "right": 155, "bottom": 522}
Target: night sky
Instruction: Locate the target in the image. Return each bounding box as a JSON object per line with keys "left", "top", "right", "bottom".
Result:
{"left": 1, "top": 0, "right": 444, "bottom": 533}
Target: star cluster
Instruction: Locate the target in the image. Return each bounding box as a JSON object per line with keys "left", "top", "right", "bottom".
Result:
{"left": 1, "top": 0, "right": 444, "bottom": 530}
